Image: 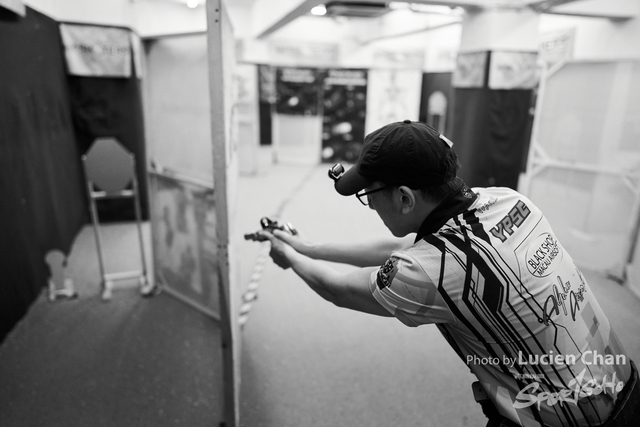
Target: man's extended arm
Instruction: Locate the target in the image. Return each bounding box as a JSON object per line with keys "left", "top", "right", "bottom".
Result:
{"left": 271, "top": 229, "right": 414, "bottom": 267}
{"left": 261, "top": 231, "right": 393, "bottom": 317}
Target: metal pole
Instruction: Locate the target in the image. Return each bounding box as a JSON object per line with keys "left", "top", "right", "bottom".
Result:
{"left": 82, "top": 156, "right": 109, "bottom": 299}
{"left": 130, "top": 155, "right": 151, "bottom": 295}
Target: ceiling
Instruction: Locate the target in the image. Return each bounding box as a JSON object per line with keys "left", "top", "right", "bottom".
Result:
{"left": 245, "top": 0, "right": 637, "bottom": 39}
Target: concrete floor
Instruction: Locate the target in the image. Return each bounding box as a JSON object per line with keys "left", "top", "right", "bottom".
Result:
{"left": 1, "top": 161, "right": 639, "bottom": 427}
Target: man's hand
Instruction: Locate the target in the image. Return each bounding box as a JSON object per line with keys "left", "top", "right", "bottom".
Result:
{"left": 258, "top": 231, "right": 296, "bottom": 270}
{"left": 270, "top": 229, "right": 314, "bottom": 256}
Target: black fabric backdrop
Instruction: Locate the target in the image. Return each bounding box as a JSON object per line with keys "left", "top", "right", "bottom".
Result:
{"left": 450, "top": 87, "right": 533, "bottom": 189}
{"left": 0, "top": 7, "right": 87, "bottom": 342}
{"left": 67, "top": 74, "right": 149, "bottom": 221}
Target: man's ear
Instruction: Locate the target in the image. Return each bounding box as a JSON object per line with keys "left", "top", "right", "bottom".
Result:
{"left": 397, "top": 186, "right": 416, "bottom": 214}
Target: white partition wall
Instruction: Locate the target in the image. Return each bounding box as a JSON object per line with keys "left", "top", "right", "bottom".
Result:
{"left": 144, "top": 33, "right": 213, "bottom": 182}
{"left": 521, "top": 60, "right": 640, "bottom": 281}
{"left": 143, "top": 1, "right": 240, "bottom": 425}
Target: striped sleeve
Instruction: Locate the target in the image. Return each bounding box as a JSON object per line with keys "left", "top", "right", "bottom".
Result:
{"left": 369, "top": 251, "right": 456, "bottom": 327}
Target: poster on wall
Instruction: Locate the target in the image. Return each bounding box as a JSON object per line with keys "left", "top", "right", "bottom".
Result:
{"left": 59, "top": 24, "right": 132, "bottom": 77}
{"left": 488, "top": 51, "right": 539, "bottom": 90}
{"left": 275, "top": 67, "right": 322, "bottom": 116}
{"left": 365, "top": 69, "right": 423, "bottom": 135}
{"left": 452, "top": 51, "right": 488, "bottom": 88}
{"left": 321, "top": 69, "right": 368, "bottom": 163}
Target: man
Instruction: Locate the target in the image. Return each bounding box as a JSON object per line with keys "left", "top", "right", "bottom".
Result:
{"left": 252, "top": 120, "right": 639, "bottom": 427}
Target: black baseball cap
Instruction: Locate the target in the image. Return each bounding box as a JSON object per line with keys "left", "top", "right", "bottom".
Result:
{"left": 334, "top": 120, "right": 459, "bottom": 196}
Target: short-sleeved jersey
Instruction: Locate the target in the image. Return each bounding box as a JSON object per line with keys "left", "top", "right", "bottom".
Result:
{"left": 370, "top": 185, "right": 631, "bottom": 427}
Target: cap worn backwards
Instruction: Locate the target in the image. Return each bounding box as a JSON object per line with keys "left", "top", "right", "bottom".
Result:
{"left": 334, "top": 120, "right": 458, "bottom": 196}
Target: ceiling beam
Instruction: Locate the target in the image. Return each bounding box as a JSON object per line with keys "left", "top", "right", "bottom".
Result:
{"left": 540, "top": 0, "right": 639, "bottom": 20}
{"left": 524, "top": 0, "right": 579, "bottom": 11}
{"left": 360, "top": 19, "right": 462, "bottom": 45}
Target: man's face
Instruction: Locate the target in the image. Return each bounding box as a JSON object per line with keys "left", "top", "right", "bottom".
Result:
{"left": 365, "top": 183, "right": 405, "bottom": 237}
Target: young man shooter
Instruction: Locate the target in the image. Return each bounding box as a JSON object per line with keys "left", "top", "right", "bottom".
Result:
{"left": 250, "top": 120, "right": 639, "bottom": 427}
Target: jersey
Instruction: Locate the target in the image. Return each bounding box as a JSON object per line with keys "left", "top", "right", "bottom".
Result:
{"left": 370, "top": 185, "right": 631, "bottom": 427}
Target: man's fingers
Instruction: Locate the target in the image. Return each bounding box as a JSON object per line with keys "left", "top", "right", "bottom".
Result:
{"left": 272, "top": 229, "right": 291, "bottom": 242}
{"left": 257, "top": 230, "right": 276, "bottom": 242}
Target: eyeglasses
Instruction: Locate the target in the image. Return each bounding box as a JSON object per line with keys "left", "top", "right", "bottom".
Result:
{"left": 356, "top": 186, "right": 386, "bottom": 206}
{"left": 328, "top": 163, "right": 385, "bottom": 206}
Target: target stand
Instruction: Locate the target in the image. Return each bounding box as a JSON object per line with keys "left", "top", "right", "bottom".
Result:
{"left": 82, "top": 137, "right": 155, "bottom": 301}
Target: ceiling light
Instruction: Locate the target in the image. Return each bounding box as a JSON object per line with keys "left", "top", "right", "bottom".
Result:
{"left": 311, "top": 4, "right": 327, "bottom": 16}
{"left": 388, "top": 2, "right": 410, "bottom": 10}
{"left": 186, "top": 0, "right": 199, "bottom": 9}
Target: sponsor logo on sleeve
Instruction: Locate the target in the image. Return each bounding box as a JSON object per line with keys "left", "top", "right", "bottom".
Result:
{"left": 490, "top": 200, "right": 531, "bottom": 242}
{"left": 376, "top": 257, "right": 399, "bottom": 290}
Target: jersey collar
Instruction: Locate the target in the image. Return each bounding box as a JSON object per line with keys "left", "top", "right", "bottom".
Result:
{"left": 415, "top": 182, "right": 477, "bottom": 242}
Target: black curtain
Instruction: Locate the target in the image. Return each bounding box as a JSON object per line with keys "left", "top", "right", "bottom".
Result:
{"left": 0, "top": 7, "right": 87, "bottom": 342}
{"left": 450, "top": 87, "right": 533, "bottom": 189}
{"left": 67, "top": 74, "right": 148, "bottom": 221}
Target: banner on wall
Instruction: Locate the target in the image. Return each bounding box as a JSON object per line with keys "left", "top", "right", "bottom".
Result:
{"left": 452, "top": 51, "right": 488, "bottom": 88}
{"left": 59, "top": 24, "right": 132, "bottom": 77}
{"left": 539, "top": 28, "right": 575, "bottom": 69}
{"left": 321, "top": 69, "right": 368, "bottom": 163}
{"left": 0, "top": 0, "right": 25, "bottom": 16}
{"left": 275, "top": 67, "right": 322, "bottom": 116}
